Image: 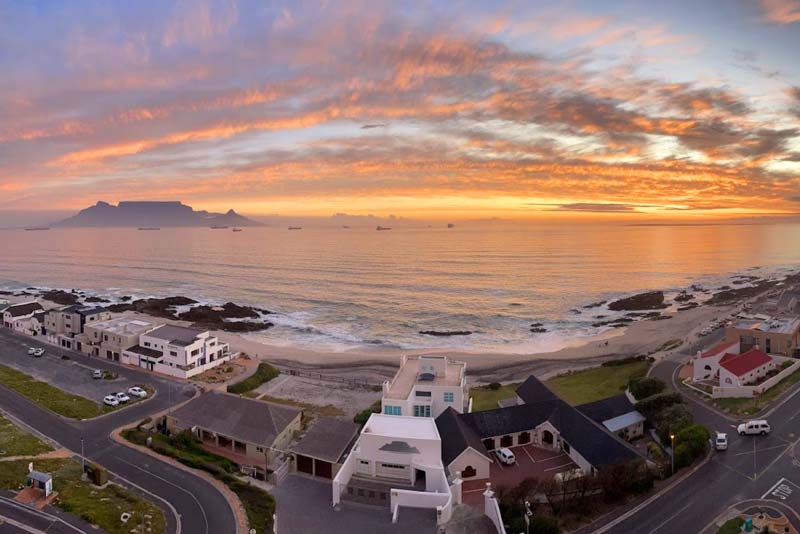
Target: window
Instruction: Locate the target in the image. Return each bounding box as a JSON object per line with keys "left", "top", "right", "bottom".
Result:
{"left": 415, "top": 390, "right": 432, "bottom": 398}
{"left": 384, "top": 405, "right": 401, "bottom": 416}
{"left": 191, "top": 349, "right": 200, "bottom": 356}
{"left": 143, "top": 342, "right": 150, "bottom": 347}
{"left": 443, "top": 392, "right": 454, "bottom": 403}
{"left": 413, "top": 405, "right": 431, "bottom": 417}
{"left": 170, "top": 351, "right": 178, "bottom": 357}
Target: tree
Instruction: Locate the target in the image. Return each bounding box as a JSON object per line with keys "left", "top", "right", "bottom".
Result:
{"left": 674, "top": 424, "right": 710, "bottom": 469}
{"left": 628, "top": 377, "right": 666, "bottom": 400}
{"left": 635, "top": 392, "right": 684, "bottom": 419}
{"left": 654, "top": 404, "right": 693, "bottom": 443}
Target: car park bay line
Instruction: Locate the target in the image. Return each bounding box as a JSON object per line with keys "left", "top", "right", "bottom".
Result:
{"left": 543, "top": 462, "right": 574, "bottom": 472}
{"left": 729, "top": 443, "right": 790, "bottom": 457}
{"left": 522, "top": 447, "right": 535, "bottom": 463}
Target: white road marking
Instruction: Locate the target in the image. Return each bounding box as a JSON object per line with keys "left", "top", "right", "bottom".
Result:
{"left": 523, "top": 447, "right": 535, "bottom": 463}
{"left": 730, "top": 444, "right": 789, "bottom": 457}
{"left": 544, "top": 462, "right": 574, "bottom": 472}
{"left": 646, "top": 499, "right": 695, "bottom": 534}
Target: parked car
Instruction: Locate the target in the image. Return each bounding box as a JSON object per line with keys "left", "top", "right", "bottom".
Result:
{"left": 115, "top": 391, "right": 131, "bottom": 403}
{"left": 738, "top": 420, "right": 770, "bottom": 436}
{"left": 495, "top": 447, "right": 516, "bottom": 465}
{"left": 27, "top": 347, "right": 37, "bottom": 355}
{"left": 103, "top": 395, "right": 120, "bottom": 407}
{"left": 714, "top": 432, "right": 728, "bottom": 451}
{"left": 127, "top": 386, "right": 147, "bottom": 398}
{"left": 92, "top": 369, "right": 104, "bottom": 379}
{"left": 32, "top": 348, "right": 44, "bottom": 357}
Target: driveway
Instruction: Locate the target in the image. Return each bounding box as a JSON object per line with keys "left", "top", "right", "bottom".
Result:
{"left": 462, "top": 445, "right": 576, "bottom": 509}
{"left": 272, "top": 475, "right": 438, "bottom": 534}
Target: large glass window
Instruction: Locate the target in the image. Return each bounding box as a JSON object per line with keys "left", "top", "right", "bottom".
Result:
{"left": 413, "top": 405, "right": 431, "bottom": 417}
{"left": 383, "top": 405, "right": 401, "bottom": 415}
{"left": 444, "top": 392, "right": 454, "bottom": 403}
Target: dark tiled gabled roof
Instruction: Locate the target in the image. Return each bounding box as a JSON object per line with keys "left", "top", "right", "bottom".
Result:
{"left": 435, "top": 407, "right": 492, "bottom": 465}
{"left": 460, "top": 402, "right": 556, "bottom": 438}
{"left": 4, "top": 302, "right": 44, "bottom": 317}
{"left": 125, "top": 344, "right": 163, "bottom": 359}
{"left": 576, "top": 394, "right": 636, "bottom": 424}
{"left": 516, "top": 375, "right": 559, "bottom": 405}
{"left": 291, "top": 417, "right": 360, "bottom": 463}
{"left": 169, "top": 391, "right": 301, "bottom": 446}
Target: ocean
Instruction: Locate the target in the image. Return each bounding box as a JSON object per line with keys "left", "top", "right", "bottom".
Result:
{"left": 1, "top": 221, "right": 799, "bottom": 353}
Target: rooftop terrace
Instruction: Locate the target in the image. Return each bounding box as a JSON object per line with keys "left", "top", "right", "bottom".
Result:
{"left": 383, "top": 355, "right": 465, "bottom": 400}
{"left": 89, "top": 317, "right": 157, "bottom": 335}
{"left": 732, "top": 316, "right": 800, "bottom": 335}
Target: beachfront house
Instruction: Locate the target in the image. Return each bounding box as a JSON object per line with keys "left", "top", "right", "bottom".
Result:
{"left": 724, "top": 316, "right": 800, "bottom": 357}
{"left": 381, "top": 355, "right": 467, "bottom": 418}
{"left": 717, "top": 348, "right": 777, "bottom": 387}
{"left": 2, "top": 302, "right": 45, "bottom": 334}
{"left": 121, "top": 324, "right": 231, "bottom": 379}
{"left": 80, "top": 317, "right": 159, "bottom": 360}
{"left": 166, "top": 391, "right": 302, "bottom": 471}
{"left": 45, "top": 305, "right": 111, "bottom": 350}
{"left": 332, "top": 414, "right": 458, "bottom": 526}
{"left": 576, "top": 393, "right": 645, "bottom": 441}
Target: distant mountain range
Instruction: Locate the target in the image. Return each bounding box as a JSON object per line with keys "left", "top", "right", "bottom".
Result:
{"left": 54, "top": 201, "right": 263, "bottom": 228}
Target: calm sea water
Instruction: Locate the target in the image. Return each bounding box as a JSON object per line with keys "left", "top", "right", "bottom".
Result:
{"left": 1, "top": 221, "right": 799, "bottom": 353}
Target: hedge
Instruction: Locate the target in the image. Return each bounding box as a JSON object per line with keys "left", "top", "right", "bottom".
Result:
{"left": 227, "top": 363, "right": 279, "bottom": 394}
{"left": 628, "top": 376, "right": 666, "bottom": 400}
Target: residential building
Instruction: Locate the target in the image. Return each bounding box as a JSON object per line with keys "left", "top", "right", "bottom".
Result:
{"left": 45, "top": 305, "right": 111, "bottom": 349}
{"left": 381, "top": 355, "right": 467, "bottom": 418}
{"left": 332, "top": 414, "right": 457, "bottom": 526}
{"left": 725, "top": 316, "right": 800, "bottom": 357}
{"left": 437, "top": 376, "right": 642, "bottom": 481}
{"left": 692, "top": 340, "right": 740, "bottom": 382}
{"left": 121, "top": 324, "right": 231, "bottom": 378}
{"left": 167, "top": 391, "right": 302, "bottom": 469}
{"left": 2, "top": 302, "right": 45, "bottom": 334}
{"left": 718, "top": 348, "right": 777, "bottom": 387}
{"left": 80, "top": 317, "right": 159, "bottom": 359}
{"left": 576, "top": 394, "right": 645, "bottom": 441}
{"left": 291, "top": 417, "right": 360, "bottom": 479}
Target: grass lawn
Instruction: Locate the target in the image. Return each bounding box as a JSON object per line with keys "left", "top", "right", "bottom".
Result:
{"left": 0, "top": 364, "right": 104, "bottom": 419}
{"left": 546, "top": 361, "right": 650, "bottom": 405}
{"left": 227, "top": 362, "right": 279, "bottom": 394}
{"left": 0, "top": 458, "right": 166, "bottom": 534}
{"left": 469, "top": 384, "right": 520, "bottom": 412}
{"left": 0, "top": 415, "right": 53, "bottom": 457}
{"left": 714, "top": 367, "right": 800, "bottom": 416}
{"left": 717, "top": 517, "right": 744, "bottom": 534}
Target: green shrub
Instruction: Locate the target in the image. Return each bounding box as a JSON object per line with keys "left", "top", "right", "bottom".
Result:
{"left": 654, "top": 404, "right": 693, "bottom": 443}
{"left": 84, "top": 462, "right": 108, "bottom": 486}
{"left": 602, "top": 355, "right": 647, "bottom": 367}
{"left": 674, "top": 424, "right": 710, "bottom": 469}
{"left": 717, "top": 516, "right": 744, "bottom": 534}
{"left": 488, "top": 382, "right": 502, "bottom": 390}
{"left": 227, "top": 363, "right": 279, "bottom": 394}
{"left": 628, "top": 377, "right": 666, "bottom": 400}
{"left": 354, "top": 400, "right": 381, "bottom": 426}
{"left": 635, "top": 392, "right": 684, "bottom": 419}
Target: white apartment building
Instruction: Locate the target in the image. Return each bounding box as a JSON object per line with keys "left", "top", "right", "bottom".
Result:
{"left": 121, "top": 324, "right": 230, "bottom": 379}
{"left": 381, "top": 355, "right": 467, "bottom": 418}
{"left": 332, "top": 414, "right": 457, "bottom": 526}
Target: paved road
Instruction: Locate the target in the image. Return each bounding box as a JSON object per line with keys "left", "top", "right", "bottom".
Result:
{"left": 0, "top": 329, "right": 237, "bottom": 534}
{"left": 601, "top": 348, "right": 800, "bottom": 533}
{"left": 0, "top": 493, "right": 93, "bottom": 533}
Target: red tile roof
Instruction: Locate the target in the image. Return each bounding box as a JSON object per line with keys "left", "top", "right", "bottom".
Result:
{"left": 701, "top": 340, "right": 738, "bottom": 358}
{"left": 719, "top": 348, "right": 773, "bottom": 377}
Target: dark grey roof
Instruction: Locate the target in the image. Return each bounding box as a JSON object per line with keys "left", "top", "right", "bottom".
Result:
{"left": 516, "top": 375, "right": 559, "bottom": 405}
{"left": 4, "top": 302, "right": 44, "bottom": 317}
{"left": 446, "top": 375, "right": 642, "bottom": 469}
{"left": 291, "top": 417, "right": 359, "bottom": 463}
{"left": 77, "top": 306, "right": 107, "bottom": 316}
{"left": 169, "top": 391, "right": 301, "bottom": 446}
{"left": 28, "top": 471, "right": 51, "bottom": 483}
{"left": 125, "top": 344, "right": 163, "bottom": 359}
{"left": 576, "top": 394, "right": 636, "bottom": 424}
{"left": 147, "top": 324, "right": 202, "bottom": 346}
{"left": 435, "top": 407, "right": 492, "bottom": 465}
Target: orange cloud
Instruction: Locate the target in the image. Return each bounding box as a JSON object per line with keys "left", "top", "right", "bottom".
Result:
{"left": 759, "top": 0, "right": 800, "bottom": 24}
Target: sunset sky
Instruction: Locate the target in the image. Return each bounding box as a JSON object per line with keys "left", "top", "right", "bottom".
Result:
{"left": 1, "top": 0, "right": 799, "bottom": 220}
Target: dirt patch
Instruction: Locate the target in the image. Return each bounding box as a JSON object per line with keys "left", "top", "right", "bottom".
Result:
{"left": 256, "top": 375, "right": 381, "bottom": 419}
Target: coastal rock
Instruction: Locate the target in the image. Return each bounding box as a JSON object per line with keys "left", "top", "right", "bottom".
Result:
{"left": 678, "top": 302, "right": 699, "bottom": 311}
{"left": 530, "top": 327, "right": 547, "bottom": 333}
{"left": 107, "top": 296, "right": 198, "bottom": 319}
{"left": 673, "top": 292, "right": 695, "bottom": 302}
{"left": 592, "top": 317, "right": 634, "bottom": 327}
{"left": 202, "top": 320, "right": 274, "bottom": 333}
{"left": 626, "top": 312, "right": 663, "bottom": 319}
{"left": 708, "top": 280, "right": 777, "bottom": 306}
{"left": 84, "top": 296, "right": 110, "bottom": 303}
{"left": 419, "top": 330, "right": 473, "bottom": 337}
{"left": 42, "top": 290, "right": 81, "bottom": 306}
{"left": 120, "top": 296, "right": 132, "bottom": 301}
{"left": 178, "top": 302, "right": 267, "bottom": 323}
{"left": 608, "top": 291, "right": 666, "bottom": 311}
{"left": 583, "top": 300, "right": 607, "bottom": 309}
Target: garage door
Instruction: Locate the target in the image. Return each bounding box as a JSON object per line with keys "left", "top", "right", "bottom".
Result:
{"left": 314, "top": 459, "right": 333, "bottom": 479}
{"left": 296, "top": 455, "right": 313, "bottom": 475}
{"left": 376, "top": 462, "right": 410, "bottom": 480}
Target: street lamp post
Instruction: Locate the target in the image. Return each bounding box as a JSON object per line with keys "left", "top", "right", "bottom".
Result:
{"left": 670, "top": 433, "right": 675, "bottom": 475}
{"left": 80, "top": 436, "right": 85, "bottom": 473}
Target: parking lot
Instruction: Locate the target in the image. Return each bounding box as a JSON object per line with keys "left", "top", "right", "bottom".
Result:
{"left": 462, "top": 445, "right": 577, "bottom": 508}
{"left": 0, "top": 332, "right": 145, "bottom": 404}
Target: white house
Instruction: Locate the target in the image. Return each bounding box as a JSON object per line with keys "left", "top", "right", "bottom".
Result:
{"left": 692, "top": 340, "right": 740, "bottom": 382}
{"left": 2, "top": 302, "right": 45, "bottom": 335}
{"left": 121, "top": 324, "right": 231, "bottom": 379}
{"left": 717, "top": 348, "right": 777, "bottom": 387}
{"left": 332, "top": 414, "right": 458, "bottom": 526}
{"left": 45, "top": 305, "right": 111, "bottom": 349}
{"left": 80, "top": 317, "right": 159, "bottom": 359}
{"left": 381, "top": 355, "right": 466, "bottom": 418}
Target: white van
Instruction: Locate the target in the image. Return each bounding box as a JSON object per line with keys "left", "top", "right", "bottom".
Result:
{"left": 737, "top": 420, "right": 770, "bottom": 436}
{"left": 714, "top": 432, "right": 728, "bottom": 450}
{"left": 495, "top": 447, "right": 516, "bottom": 465}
